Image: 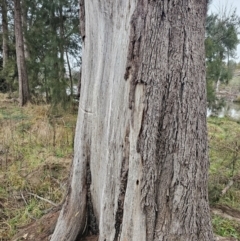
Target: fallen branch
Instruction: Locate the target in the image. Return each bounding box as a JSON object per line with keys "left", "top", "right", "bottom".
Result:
{"left": 27, "top": 192, "right": 58, "bottom": 207}
{"left": 20, "top": 191, "right": 28, "bottom": 205}
{"left": 211, "top": 208, "right": 240, "bottom": 223}
{"left": 221, "top": 180, "right": 234, "bottom": 196}
{"left": 215, "top": 236, "right": 238, "bottom": 241}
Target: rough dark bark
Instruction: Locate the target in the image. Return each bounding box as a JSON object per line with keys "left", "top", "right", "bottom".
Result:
{"left": 127, "top": 1, "right": 213, "bottom": 240}
{"left": 14, "top": 0, "right": 30, "bottom": 106}
{"left": 51, "top": 1, "right": 214, "bottom": 240}
{"left": 2, "top": 0, "right": 9, "bottom": 68}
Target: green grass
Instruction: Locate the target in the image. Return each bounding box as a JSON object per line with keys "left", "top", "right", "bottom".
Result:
{"left": 212, "top": 214, "right": 240, "bottom": 239}
{"left": 0, "top": 94, "right": 77, "bottom": 239}
{"left": 208, "top": 115, "right": 240, "bottom": 239}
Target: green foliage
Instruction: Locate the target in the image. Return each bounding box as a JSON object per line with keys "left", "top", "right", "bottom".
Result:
{"left": 208, "top": 115, "right": 240, "bottom": 238}
{"left": 205, "top": 8, "right": 240, "bottom": 106}
{"left": 0, "top": 95, "right": 76, "bottom": 239}
{"left": 208, "top": 117, "right": 240, "bottom": 209}
{"left": 206, "top": 79, "right": 217, "bottom": 104}
{"left": 23, "top": 0, "right": 81, "bottom": 106}
{"left": 0, "top": 38, "right": 18, "bottom": 93}
{"left": 0, "top": 0, "right": 81, "bottom": 108}
{"left": 212, "top": 214, "right": 240, "bottom": 239}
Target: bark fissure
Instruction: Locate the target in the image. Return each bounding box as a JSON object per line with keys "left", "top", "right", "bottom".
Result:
{"left": 125, "top": 1, "right": 147, "bottom": 110}
{"left": 86, "top": 162, "right": 99, "bottom": 235}
{"left": 114, "top": 125, "right": 130, "bottom": 240}
{"left": 125, "top": 0, "right": 213, "bottom": 240}
{"left": 79, "top": 0, "right": 85, "bottom": 41}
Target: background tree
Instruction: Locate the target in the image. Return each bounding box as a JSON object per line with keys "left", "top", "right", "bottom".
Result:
{"left": 14, "top": 0, "right": 30, "bottom": 106}
{"left": 0, "top": 0, "right": 81, "bottom": 107}
{"left": 0, "top": 0, "right": 12, "bottom": 92}
{"left": 21, "top": 0, "right": 30, "bottom": 59}
{"left": 22, "top": 0, "right": 81, "bottom": 106}
{"left": 51, "top": 1, "right": 214, "bottom": 240}
{"left": 1, "top": 0, "right": 8, "bottom": 68}
{"left": 205, "top": 7, "right": 240, "bottom": 106}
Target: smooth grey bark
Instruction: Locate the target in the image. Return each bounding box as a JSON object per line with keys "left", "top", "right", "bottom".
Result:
{"left": 2, "top": 0, "right": 8, "bottom": 68}
{"left": 51, "top": 0, "right": 214, "bottom": 241}
{"left": 14, "top": 0, "right": 30, "bottom": 106}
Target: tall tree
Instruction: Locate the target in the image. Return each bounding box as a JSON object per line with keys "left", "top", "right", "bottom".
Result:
{"left": 52, "top": 0, "right": 214, "bottom": 240}
{"left": 21, "top": 0, "right": 80, "bottom": 105}
{"left": 21, "top": 0, "right": 30, "bottom": 59}
{"left": 1, "top": 0, "right": 9, "bottom": 68}
{"left": 14, "top": 0, "right": 29, "bottom": 106}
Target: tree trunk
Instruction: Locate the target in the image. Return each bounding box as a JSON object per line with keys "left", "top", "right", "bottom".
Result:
{"left": 51, "top": 0, "right": 214, "bottom": 240}
{"left": 59, "top": 3, "right": 65, "bottom": 81}
{"left": 14, "top": 0, "right": 30, "bottom": 106}
{"left": 2, "top": 0, "right": 9, "bottom": 68}
{"left": 21, "top": 0, "right": 30, "bottom": 59}
{"left": 66, "top": 50, "right": 73, "bottom": 98}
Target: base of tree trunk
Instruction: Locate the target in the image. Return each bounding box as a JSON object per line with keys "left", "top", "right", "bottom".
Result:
{"left": 76, "top": 235, "right": 98, "bottom": 241}
{"left": 12, "top": 206, "right": 61, "bottom": 241}
{"left": 51, "top": 1, "right": 214, "bottom": 240}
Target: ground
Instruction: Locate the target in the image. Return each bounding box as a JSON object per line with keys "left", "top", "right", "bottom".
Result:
{"left": 0, "top": 93, "right": 76, "bottom": 240}
{"left": 1, "top": 76, "right": 240, "bottom": 240}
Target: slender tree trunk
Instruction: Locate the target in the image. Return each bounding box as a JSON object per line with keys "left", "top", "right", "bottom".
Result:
{"left": 216, "top": 68, "right": 222, "bottom": 93}
{"left": 14, "top": 0, "right": 30, "bottom": 106}
{"left": 2, "top": 0, "right": 9, "bottom": 68}
{"left": 76, "top": 0, "right": 85, "bottom": 99}
{"left": 44, "top": 66, "right": 50, "bottom": 103}
{"left": 66, "top": 50, "right": 73, "bottom": 98}
{"left": 51, "top": 1, "right": 214, "bottom": 241}
{"left": 59, "top": 4, "right": 65, "bottom": 81}
{"left": 77, "top": 67, "right": 81, "bottom": 99}
{"left": 21, "top": 0, "right": 30, "bottom": 59}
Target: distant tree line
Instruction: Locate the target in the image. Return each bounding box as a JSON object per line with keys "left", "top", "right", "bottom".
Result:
{"left": 0, "top": 0, "right": 81, "bottom": 107}
{"left": 0, "top": 1, "right": 239, "bottom": 108}
{"left": 205, "top": 6, "right": 240, "bottom": 106}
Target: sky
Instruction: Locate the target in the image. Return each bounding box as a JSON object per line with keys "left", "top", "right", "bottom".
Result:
{"left": 208, "top": 0, "right": 240, "bottom": 61}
